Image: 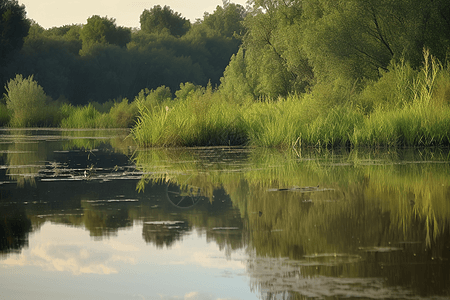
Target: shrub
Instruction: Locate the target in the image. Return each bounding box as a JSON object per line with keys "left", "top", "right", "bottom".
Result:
{"left": 135, "top": 86, "right": 172, "bottom": 114}
{"left": 108, "top": 98, "right": 138, "bottom": 128}
{"left": 175, "top": 82, "right": 202, "bottom": 101}
{"left": 359, "top": 60, "right": 418, "bottom": 113}
{"left": 60, "top": 103, "right": 102, "bottom": 128}
{"left": 4, "top": 74, "right": 60, "bottom": 127}
{"left": 132, "top": 84, "right": 248, "bottom": 147}
{"left": 0, "top": 103, "right": 10, "bottom": 126}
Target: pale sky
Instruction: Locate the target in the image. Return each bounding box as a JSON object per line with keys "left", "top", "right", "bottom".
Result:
{"left": 18, "top": 0, "right": 249, "bottom": 29}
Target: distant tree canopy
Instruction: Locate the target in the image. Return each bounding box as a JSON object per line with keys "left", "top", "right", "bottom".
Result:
{"left": 1, "top": 3, "right": 244, "bottom": 105}
{"left": 6, "top": 0, "right": 450, "bottom": 106}
{"left": 0, "top": 0, "right": 29, "bottom": 69}
{"left": 79, "top": 15, "right": 131, "bottom": 55}
{"left": 140, "top": 5, "right": 190, "bottom": 37}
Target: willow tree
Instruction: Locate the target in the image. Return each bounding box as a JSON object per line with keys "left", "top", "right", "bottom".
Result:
{"left": 221, "top": 0, "right": 313, "bottom": 99}
{"left": 301, "top": 0, "right": 450, "bottom": 83}
{"left": 222, "top": 0, "right": 450, "bottom": 99}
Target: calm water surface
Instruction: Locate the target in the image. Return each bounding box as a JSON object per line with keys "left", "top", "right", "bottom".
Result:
{"left": 0, "top": 129, "right": 449, "bottom": 300}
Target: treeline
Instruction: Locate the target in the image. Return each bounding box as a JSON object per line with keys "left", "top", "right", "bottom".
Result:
{"left": 0, "top": 0, "right": 246, "bottom": 105}
{"left": 2, "top": 0, "right": 450, "bottom": 148}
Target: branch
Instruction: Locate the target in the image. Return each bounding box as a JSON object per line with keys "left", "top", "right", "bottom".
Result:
{"left": 371, "top": 8, "right": 394, "bottom": 57}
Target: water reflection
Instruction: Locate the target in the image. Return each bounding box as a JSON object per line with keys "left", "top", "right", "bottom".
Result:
{"left": 0, "top": 129, "right": 449, "bottom": 299}
{"left": 134, "top": 147, "right": 450, "bottom": 299}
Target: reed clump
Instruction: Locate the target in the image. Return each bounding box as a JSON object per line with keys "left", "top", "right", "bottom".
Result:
{"left": 353, "top": 49, "right": 450, "bottom": 147}
{"left": 132, "top": 83, "right": 248, "bottom": 147}
{"left": 60, "top": 99, "right": 138, "bottom": 128}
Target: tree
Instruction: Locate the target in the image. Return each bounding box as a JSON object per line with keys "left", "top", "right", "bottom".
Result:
{"left": 140, "top": 5, "right": 190, "bottom": 37}
{"left": 220, "top": 48, "right": 257, "bottom": 100}
{"left": 221, "top": 0, "right": 313, "bottom": 98}
{"left": 79, "top": 15, "right": 131, "bottom": 55}
{"left": 0, "top": 0, "right": 29, "bottom": 64}
{"left": 301, "top": 0, "right": 450, "bottom": 83}
{"left": 222, "top": 0, "right": 450, "bottom": 99}
{"left": 0, "top": 0, "right": 30, "bottom": 97}
{"left": 203, "top": 0, "right": 247, "bottom": 38}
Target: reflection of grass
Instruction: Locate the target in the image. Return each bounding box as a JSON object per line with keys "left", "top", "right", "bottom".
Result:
{"left": 6, "top": 138, "right": 44, "bottom": 187}
{"left": 135, "top": 147, "right": 450, "bottom": 253}
{"left": 60, "top": 129, "right": 135, "bottom": 154}
{"left": 3, "top": 129, "right": 136, "bottom": 188}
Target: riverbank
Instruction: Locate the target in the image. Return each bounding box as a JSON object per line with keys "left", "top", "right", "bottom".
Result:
{"left": 2, "top": 52, "right": 450, "bottom": 149}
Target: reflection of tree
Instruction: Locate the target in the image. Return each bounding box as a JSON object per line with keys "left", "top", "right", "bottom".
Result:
{"left": 142, "top": 221, "right": 190, "bottom": 248}
{"left": 3, "top": 138, "right": 449, "bottom": 298}
{"left": 135, "top": 147, "right": 449, "bottom": 298}
{"left": 235, "top": 149, "right": 450, "bottom": 298}
{"left": 0, "top": 205, "right": 32, "bottom": 256}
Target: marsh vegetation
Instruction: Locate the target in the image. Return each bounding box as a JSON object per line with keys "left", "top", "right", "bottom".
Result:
{"left": 2, "top": 0, "right": 450, "bottom": 149}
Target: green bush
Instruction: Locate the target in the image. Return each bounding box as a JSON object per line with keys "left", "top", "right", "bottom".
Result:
{"left": 60, "top": 103, "right": 102, "bottom": 128}
{"left": 132, "top": 84, "right": 247, "bottom": 147}
{"left": 135, "top": 86, "right": 172, "bottom": 114}
{"left": 174, "top": 82, "right": 203, "bottom": 101}
{"left": 60, "top": 99, "right": 138, "bottom": 128}
{"left": 243, "top": 99, "right": 305, "bottom": 148}
{"left": 108, "top": 98, "right": 138, "bottom": 128}
{"left": 354, "top": 104, "right": 450, "bottom": 147}
{"left": 0, "top": 103, "right": 10, "bottom": 126}
{"left": 360, "top": 60, "right": 418, "bottom": 113}
{"left": 4, "top": 74, "right": 61, "bottom": 127}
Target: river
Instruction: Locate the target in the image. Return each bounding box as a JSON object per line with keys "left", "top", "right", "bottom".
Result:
{"left": 0, "top": 129, "right": 449, "bottom": 300}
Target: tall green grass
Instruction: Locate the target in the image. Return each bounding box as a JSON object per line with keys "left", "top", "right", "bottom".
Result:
{"left": 60, "top": 99, "right": 138, "bottom": 128}
{"left": 132, "top": 50, "right": 450, "bottom": 148}
{"left": 4, "top": 50, "right": 449, "bottom": 148}
{"left": 132, "top": 84, "right": 248, "bottom": 147}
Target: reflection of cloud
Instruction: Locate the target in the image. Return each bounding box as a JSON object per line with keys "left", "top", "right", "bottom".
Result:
{"left": 157, "top": 292, "right": 217, "bottom": 300}
{"left": 1, "top": 222, "right": 246, "bottom": 288}
{"left": 164, "top": 239, "right": 246, "bottom": 271}
{"left": 190, "top": 245, "right": 245, "bottom": 270}
{"left": 105, "top": 239, "right": 141, "bottom": 253}
{"left": 1, "top": 223, "right": 136, "bottom": 275}
{"left": 2, "top": 242, "right": 120, "bottom": 275}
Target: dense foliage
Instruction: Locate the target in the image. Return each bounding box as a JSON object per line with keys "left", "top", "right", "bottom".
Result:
{"left": 1, "top": 0, "right": 450, "bottom": 148}
{"left": 1, "top": 1, "right": 245, "bottom": 105}
{"left": 0, "top": 0, "right": 29, "bottom": 84}
{"left": 221, "top": 0, "right": 450, "bottom": 99}
{"left": 140, "top": 5, "right": 190, "bottom": 37}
